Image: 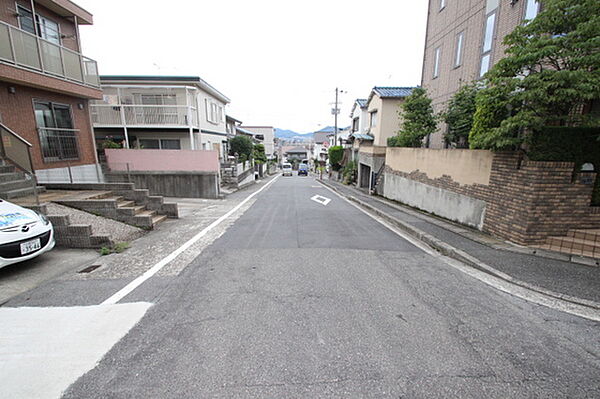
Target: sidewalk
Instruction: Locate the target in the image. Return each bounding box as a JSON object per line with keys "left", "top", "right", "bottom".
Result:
{"left": 320, "top": 179, "right": 600, "bottom": 307}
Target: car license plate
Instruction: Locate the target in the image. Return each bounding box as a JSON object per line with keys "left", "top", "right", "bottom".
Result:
{"left": 20, "top": 238, "right": 41, "bottom": 255}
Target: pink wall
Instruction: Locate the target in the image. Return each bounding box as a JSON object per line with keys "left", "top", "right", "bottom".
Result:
{"left": 105, "top": 149, "right": 219, "bottom": 172}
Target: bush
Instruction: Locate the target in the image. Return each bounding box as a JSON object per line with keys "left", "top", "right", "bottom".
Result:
{"left": 342, "top": 160, "right": 357, "bottom": 184}
{"left": 229, "top": 136, "right": 253, "bottom": 162}
{"left": 253, "top": 143, "right": 267, "bottom": 163}
{"left": 392, "top": 87, "right": 437, "bottom": 148}
{"left": 328, "top": 145, "right": 344, "bottom": 171}
{"left": 101, "top": 140, "right": 122, "bottom": 149}
{"left": 443, "top": 83, "right": 478, "bottom": 148}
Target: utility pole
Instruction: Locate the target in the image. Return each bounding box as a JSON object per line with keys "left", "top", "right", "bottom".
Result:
{"left": 334, "top": 87, "right": 339, "bottom": 146}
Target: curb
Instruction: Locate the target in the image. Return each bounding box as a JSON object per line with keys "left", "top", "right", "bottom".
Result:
{"left": 319, "top": 179, "right": 600, "bottom": 311}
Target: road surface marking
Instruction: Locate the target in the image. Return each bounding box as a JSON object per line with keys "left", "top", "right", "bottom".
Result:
{"left": 0, "top": 302, "right": 152, "bottom": 399}
{"left": 102, "top": 175, "right": 281, "bottom": 305}
{"left": 319, "top": 182, "right": 600, "bottom": 322}
{"left": 311, "top": 195, "right": 331, "bottom": 206}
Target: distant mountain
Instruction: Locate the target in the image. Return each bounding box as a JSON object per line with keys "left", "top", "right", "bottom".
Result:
{"left": 274, "top": 128, "right": 312, "bottom": 140}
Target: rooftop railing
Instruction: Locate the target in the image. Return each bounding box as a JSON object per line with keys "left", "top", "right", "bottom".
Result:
{"left": 0, "top": 20, "right": 100, "bottom": 88}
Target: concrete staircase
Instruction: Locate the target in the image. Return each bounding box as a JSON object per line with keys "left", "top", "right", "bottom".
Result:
{"left": 0, "top": 159, "right": 45, "bottom": 199}
{"left": 541, "top": 229, "right": 600, "bottom": 259}
{"left": 46, "top": 183, "right": 178, "bottom": 230}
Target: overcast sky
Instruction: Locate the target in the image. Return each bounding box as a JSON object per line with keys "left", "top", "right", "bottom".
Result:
{"left": 76, "top": 0, "right": 428, "bottom": 133}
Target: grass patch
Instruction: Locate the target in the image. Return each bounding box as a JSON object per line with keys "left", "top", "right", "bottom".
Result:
{"left": 99, "top": 241, "right": 131, "bottom": 255}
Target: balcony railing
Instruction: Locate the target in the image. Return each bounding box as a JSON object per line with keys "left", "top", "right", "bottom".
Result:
{"left": 0, "top": 20, "right": 100, "bottom": 88}
{"left": 91, "top": 104, "right": 199, "bottom": 127}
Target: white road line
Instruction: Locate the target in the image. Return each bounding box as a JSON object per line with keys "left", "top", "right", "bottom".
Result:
{"left": 102, "top": 175, "right": 281, "bottom": 305}
{"left": 319, "top": 182, "right": 600, "bottom": 322}
{"left": 311, "top": 195, "right": 331, "bottom": 206}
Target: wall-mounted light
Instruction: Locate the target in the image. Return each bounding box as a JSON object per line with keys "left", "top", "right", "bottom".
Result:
{"left": 77, "top": 103, "right": 84, "bottom": 110}
{"left": 7, "top": 86, "right": 16, "bottom": 94}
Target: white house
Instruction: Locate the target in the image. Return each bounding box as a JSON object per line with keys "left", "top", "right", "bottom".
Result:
{"left": 91, "top": 76, "right": 230, "bottom": 159}
{"left": 240, "top": 126, "right": 275, "bottom": 159}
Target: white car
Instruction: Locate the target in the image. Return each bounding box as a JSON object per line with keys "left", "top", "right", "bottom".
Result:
{"left": 282, "top": 163, "right": 293, "bottom": 176}
{"left": 0, "top": 200, "right": 55, "bottom": 269}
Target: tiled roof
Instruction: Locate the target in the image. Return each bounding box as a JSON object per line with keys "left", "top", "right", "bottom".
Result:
{"left": 285, "top": 147, "right": 308, "bottom": 154}
{"left": 356, "top": 99, "right": 368, "bottom": 108}
{"left": 372, "top": 87, "right": 415, "bottom": 98}
{"left": 351, "top": 133, "right": 374, "bottom": 141}
{"left": 313, "top": 131, "right": 330, "bottom": 143}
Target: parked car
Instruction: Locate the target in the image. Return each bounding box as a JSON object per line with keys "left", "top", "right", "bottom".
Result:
{"left": 298, "top": 163, "right": 308, "bottom": 176}
{"left": 0, "top": 200, "right": 55, "bottom": 270}
{"left": 282, "top": 163, "right": 293, "bottom": 176}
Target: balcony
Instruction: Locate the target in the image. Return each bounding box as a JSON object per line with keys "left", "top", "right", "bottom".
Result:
{"left": 0, "top": 20, "right": 99, "bottom": 88}
{"left": 91, "top": 104, "right": 199, "bottom": 128}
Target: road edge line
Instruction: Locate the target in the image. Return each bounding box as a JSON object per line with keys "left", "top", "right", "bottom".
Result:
{"left": 318, "top": 180, "right": 600, "bottom": 321}
{"left": 101, "top": 174, "right": 281, "bottom": 306}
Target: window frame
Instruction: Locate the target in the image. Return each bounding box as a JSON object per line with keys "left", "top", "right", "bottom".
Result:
{"left": 454, "top": 31, "right": 465, "bottom": 68}
{"left": 479, "top": 10, "right": 497, "bottom": 77}
{"left": 439, "top": 0, "right": 446, "bottom": 11}
{"left": 32, "top": 99, "right": 79, "bottom": 162}
{"left": 16, "top": 4, "right": 61, "bottom": 45}
{"left": 369, "top": 111, "right": 378, "bottom": 128}
{"left": 523, "top": 0, "right": 540, "bottom": 22}
{"left": 433, "top": 46, "right": 441, "bottom": 78}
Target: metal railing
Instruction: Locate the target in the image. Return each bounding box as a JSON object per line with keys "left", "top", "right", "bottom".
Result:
{"left": 91, "top": 104, "right": 198, "bottom": 127}
{"left": 0, "top": 123, "right": 38, "bottom": 204}
{"left": 37, "top": 127, "right": 80, "bottom": 163}
{"left": 0, "top": 20, "right": 100, "bottom": 88}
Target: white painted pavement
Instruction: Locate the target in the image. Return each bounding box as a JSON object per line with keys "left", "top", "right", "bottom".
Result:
{"left": 310, "top": 195, "right": 331, "bottom": 206}
{"left": 0, "top": 302, "right": 152, "bottom": 399}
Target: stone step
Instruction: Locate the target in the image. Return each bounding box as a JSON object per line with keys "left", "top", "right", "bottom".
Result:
{"left": 0, "top": 172, "right": 25, "bottom": 183}
{"left": 0, "top": 178, "right": 35, "bottom": 193}
{"left": 117, "top": 200, "right": 135, "bottom": 208}
{"left": 0, "top": 165, "right": 16, "bottom": 174}
{"left": 568, "top": 229, "right": 600, "bottom": 242}
{"left": 151, "top": 214, "right": 168, "bottom": 226}
{"left": 0, "top": 186, "right": 46, "bottom": 200}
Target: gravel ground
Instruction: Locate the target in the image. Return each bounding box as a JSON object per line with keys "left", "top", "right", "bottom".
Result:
{"left": 45, "top": 203, "right": 146, "bottom": 244}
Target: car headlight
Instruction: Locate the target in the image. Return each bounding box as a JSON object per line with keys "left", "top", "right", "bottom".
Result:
{"left": 37, "top": 212, "right": 50, "bottom": 226}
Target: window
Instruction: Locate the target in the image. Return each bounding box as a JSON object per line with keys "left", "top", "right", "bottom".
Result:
{"left": 17, "top": 6, "right": 60, "bottom": 44}
{"left": 482, "top": 13, "right": 496, "bottom": 53}
{"left": 439, "top": 0, "right": 446, "bottom": 11}
{"left": 454, "top": 32, "right": 464, "bottom": 67}
{"left": 17, "top": 6, "right": 35, "bottom": 35}
{"left": 524, "top": 0, "right": 540, "bottom": 21}
{"left": 370, "top": 111, "right": 378, "bottom": 128}
{"left": 139, "top": 139, "right": 181, "bottom": 150}
{"left": 352, "top": 117, "right": 359, "bottom": 132}
{"left": 205, "top": 99, "right": 221, "bottom": 124}
{"left": 479, "top": 12, "right": 496, "bottom": 77}
{"left": 480, "top": 54, "right": 491, "bottom": 76}
{"left": 433, "top": 47, "right": 441, "bottom": 78}
{"left": 160, "top": 139, "right": 181, "bottom": 150}
{"left": 33, "top": 101, "right": 78, "bottom": 162}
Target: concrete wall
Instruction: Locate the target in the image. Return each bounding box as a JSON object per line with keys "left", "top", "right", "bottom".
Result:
{"left": 105, "top": 149, "right": 219, "bottom": 172}
{"left": 383, "top": 172, "right": 487, "bottom": 229}
{"left": 115, "top": 171, "right": 219, "bottom": 199}
{"left": 386, "top": 147, "right": 494, "bottom": 186}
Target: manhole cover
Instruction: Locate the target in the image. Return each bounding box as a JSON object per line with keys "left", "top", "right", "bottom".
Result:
{"left": 78, "top": 265, "right": 101, "bottom": 273}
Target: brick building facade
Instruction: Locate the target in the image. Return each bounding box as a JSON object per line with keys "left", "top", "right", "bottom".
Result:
{"left": 421, "top": 0, "right": 540, "bottom": 148}
{"left": 0, "top": 0, "right": 102, "bottom": 183}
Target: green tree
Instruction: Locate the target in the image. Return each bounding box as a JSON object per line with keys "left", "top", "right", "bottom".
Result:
{"left": 253, "top": 143, "right": 267, "bottom": 163}
{"left": 390, "top": 87, "right": 437, "bottom": 147}
{"left": 443, "top": 83, "right": 478, "bottom": 148}
{"left": 470, "top": 0, "right": 600, "bottom": 150}
{"left": 328, "top": 145, "right": 344, "bottom": 171}
{"left": 229, "top": 135, "right": 253, "bottom": 162}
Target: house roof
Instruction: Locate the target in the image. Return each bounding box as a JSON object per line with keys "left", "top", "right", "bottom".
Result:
{"left": 351, "top": 133, "right": 374, "bottom": 141}
{"left": 285, "top": 147, "right": 308, "bottom": 154}
{"left": 235, "top": 127, "right": 256, "bottom": 136}
{"left": 99, "top": 75, "right": 231, "bottom": 104}
{"left": 226, "top": 115, "right": 242, "bottom": 124}
{"left": 373, "top": 87, "right": 415, "bottom": 98}
{"left": 356, "top": 99, "right": 368, "bottom": 108}
{"left": 313, "top": 131, "right": 330, "bottom": 144}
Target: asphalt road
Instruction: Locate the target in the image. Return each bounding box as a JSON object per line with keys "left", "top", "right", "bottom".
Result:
{"left": 57, "top": 175, "right": 600, "bottom": 398}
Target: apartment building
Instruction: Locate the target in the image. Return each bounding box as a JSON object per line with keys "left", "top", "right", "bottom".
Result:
{"left": 422, "top": 0, "right": 541, "bottom": 148}
{"left": 0, "top": 0, "right": 102, "bottom": 186}
{"left": 91, "top": 76, "right": 230, "bottom": 159}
